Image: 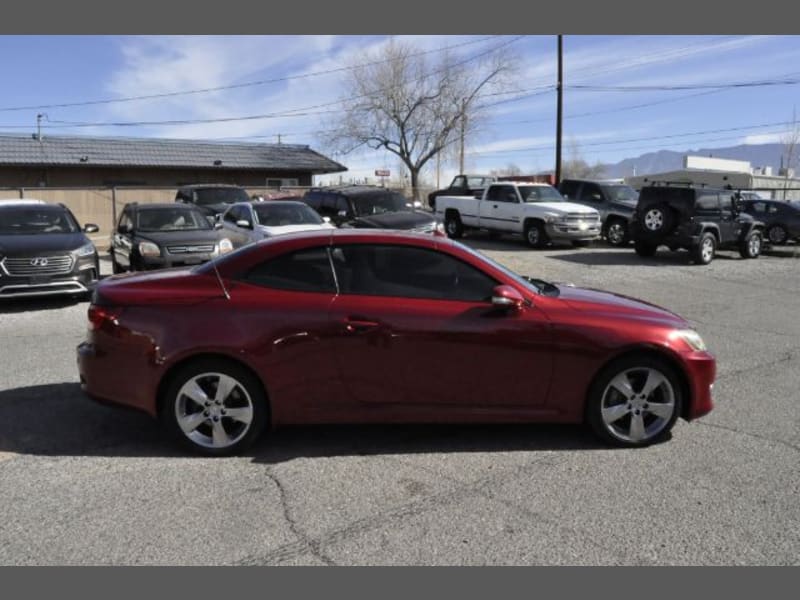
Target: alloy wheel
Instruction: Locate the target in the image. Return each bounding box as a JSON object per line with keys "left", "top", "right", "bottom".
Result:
{"left": 600, "top": 367, "right": 676, "bottom": 443}
{"left": 644, "top": 209, "right": 664, "bottom": 231}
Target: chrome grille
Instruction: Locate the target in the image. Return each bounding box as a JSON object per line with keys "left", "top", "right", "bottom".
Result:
{"left": 166, "top": 244, "right": 215, "bottom": 255}
{"left": 564, "top": 213, "right": 600, "bottom": 222}
{"left": 2, "top": 255, "right": 74, "bottom": 276}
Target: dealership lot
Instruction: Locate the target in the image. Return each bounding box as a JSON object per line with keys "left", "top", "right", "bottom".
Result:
{"left": 0, "top": 240, "right": 798, "bottom": 565}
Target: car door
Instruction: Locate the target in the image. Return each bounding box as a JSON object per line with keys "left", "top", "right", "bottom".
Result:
{"left": 112, "top": 208, "right": 135, "bottom": 269}
{"left": 480, "top": 185, "right": 518, "bottom": 232}
{"left": 717, "top": 193, "right": 738, "bottom": 241}
{"left": 327, "top": 243, "right": 554, "bottom": 414}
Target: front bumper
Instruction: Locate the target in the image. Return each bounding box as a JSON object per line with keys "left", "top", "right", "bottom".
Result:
{"left": 545, "top": 222, "right": 601, "bottom": 241}
{"left": 141, "top": 252, "right": 215, "bottom": 269}
{"left": 0, "top": 256, "right": 99, "bottom": 298}
{"left": 680, "top": 350, "right": 716, "bottom": 420}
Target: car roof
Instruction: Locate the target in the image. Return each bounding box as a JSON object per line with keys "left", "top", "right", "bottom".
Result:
{"left": 178, "top": 183, "right": 245, "bottom": 190}
{"left": 307, "top": 186, "right": 404, "bottom": 196}
{"left": 0, "top": 198, "right": 48, "bottom": 205}
{"left": 490, "top": 180, "right": 552, "bottom": 187}
{"left": 127, "top": 202, "right": 207, "bottom": 211}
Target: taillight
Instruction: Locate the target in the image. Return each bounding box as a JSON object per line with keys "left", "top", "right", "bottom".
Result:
{"left": 87, "top": 305, "right": 123, "bottom": 330}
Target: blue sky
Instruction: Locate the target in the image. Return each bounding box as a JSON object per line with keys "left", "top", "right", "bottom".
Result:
{"left": 0, "top": 35, "right": 798, "bottom": 185}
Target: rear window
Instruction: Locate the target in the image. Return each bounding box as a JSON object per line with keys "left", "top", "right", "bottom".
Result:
{"left": 189, "top": 188, "right": 251, "bottom": 206}
{"left": 638, "top": 187, "right": 695, "bottom": 205}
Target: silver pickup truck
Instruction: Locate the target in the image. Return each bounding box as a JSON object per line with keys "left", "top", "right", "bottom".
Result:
{"left": 435, "top": 181, "right": 601, "bottom": 248}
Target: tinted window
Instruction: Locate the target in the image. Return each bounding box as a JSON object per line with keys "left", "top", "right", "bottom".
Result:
{"left": 520, "top": 185, "right": 563, "bottom": 203}
{"left": 559, "top": 181, "right": 579, "bottom": 199}
{"left": 578, "top": 183, "right": 603, "bottom": 202}
{"left": 601, "top": 185, "right": 638, "bottom": 203}
{"left": 136, "top": 207, "right": 212, "bottom": 232}
{"left": 241, "top": 247, "right": 335, "bottom": 293}
{"left": 254, "top": 203, "right": 323, "bottom": 226}
{"left": 695, "top": 194, "right": 720, "bottom": 216}
{"left": 303, "top": 193, "right": 323, "bottom": 211}
{"left": 350, "top": 192, "right": 408, "bottom": 216}
{"left": 748, "top": 201, "right": 767, "bottom": 214}
{"left": 486, "top": 185, "right": 515, "bottom": 203}
{"left": 118, "top": 210, "right": 133, "bottom": 232}
{"left": 0, "top": 205, "right": 79, "bottom": 235}
{"left": 331, "top": 244, "right": 497, "bottom": 302}
{"left": 191, "top": 188, "right": 250, "bottom": 206}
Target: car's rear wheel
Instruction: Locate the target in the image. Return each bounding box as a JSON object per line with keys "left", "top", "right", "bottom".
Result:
{"left": 739, "top": 230, "right": 762, "bottom": 259}
{"left": 634, "top": 241, "right": 657, "bottom": 257}
{"left": 444, "top": 212, "right": 463, "bottom": 239}
{"left": 691, "top": 232, "right": 716, "bottom": 265}
{"left": 524, "top": 221, "right": 547, "bottom": 248}
{"left": 587, "top": 356, "right": 682, "bottom": 447}
{"left": 604, "top": 218, "right": 628, "bottom": 246}
{"left": 162, "top": 359, "right": 268, "bottom": 456}
{"left": 766, "top": 224, "right": 788, "bottom": 245}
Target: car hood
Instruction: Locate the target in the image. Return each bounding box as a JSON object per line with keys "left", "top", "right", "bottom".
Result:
{"left": 352, "top": 211, "right": 436, "bottom": 229}
{"left": 136, "top": 229, "right": 221, "bottom": 246}
{"left": 610, "top": 199, "right": 637, "bottom": 211}
{"left": 260, "top": 223, "right": 335, "bottom": 236}
{"left": 528, "top": 202, "right": 599, "bottom": 215}
{"left": 556, "top": 285, "right": 688, "bottom": 327}
{"left": 0, "top": 232, "right": 89, "bottom": 256}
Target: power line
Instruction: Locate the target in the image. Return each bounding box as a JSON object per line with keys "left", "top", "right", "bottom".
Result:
{"left": 569, "top": 78, "right": 800, "bottom": 92}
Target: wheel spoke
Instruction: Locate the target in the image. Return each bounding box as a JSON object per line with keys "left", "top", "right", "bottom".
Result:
{"left": 212, "top": 420, "right": 232, "bottom": 447}
{"left": 178, "top": 411, "right": 207, "bottom": 434}
{"left": 640, "top": 370, "right": 667, "bottom": 398}
{"left": 182, "top": 381, "right": 209, "bottom": 407}
{"left": 608, "top": 372, "right": 635, "bottom": 398}
{"left": 646, "top": 401, "right": 674, "bottom": 420}
{"left": 214, "top": 374, "right": 237, "bottom": 404}
{"left": 225, "top": 406, "right": 253, "bottom": 425}
{"left": 602, "top": 403, "right": 630, "bottom": 424}
{"left": 629, "top": 412, "right": 646, "bottom": 441}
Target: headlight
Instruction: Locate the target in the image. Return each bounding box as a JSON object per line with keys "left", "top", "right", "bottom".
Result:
{"left": 218, "top": 238, "right": 234, "bottom": 255}
{"left": 75, "top": 242, "right": 96, "bottom": 257}
{"left": 672, "top": 329, "right": 708, "bottom": 352}
{"left": 138, "top": 241, "right": 161, "bottom": 258}
{"left": 434, "top": 221, "right": 446, "bottom": 234}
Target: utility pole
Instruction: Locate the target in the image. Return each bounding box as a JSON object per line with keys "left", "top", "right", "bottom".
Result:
{"left": 555, "top": 35, "right": 563, "bottom": 186}
{"left": 36, "top": 113, "right": 44, "bottom": 140}
{"left": 436, "top": 152, "right": 441, "bottom": 189}
{"left": 459, "top": 99, "right": 467, "bottom": 174}
{"left": 277, "top": 134, "right": 282, "bottom": 144}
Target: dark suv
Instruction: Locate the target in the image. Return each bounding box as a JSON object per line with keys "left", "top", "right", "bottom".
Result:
{"left": 175, "top": 184, "right": 251, "bottom": 219}
{"left": 301, "top": 186, "right": 443, "bottom": 233}
{"left": 558, "top": 179, "right": 638, "bottom": 246}
{"left": 631, "top": 185, "right": 765, "bottom": 265}
{"left": 0, "top": 200, "right": 99, "bottom": 299}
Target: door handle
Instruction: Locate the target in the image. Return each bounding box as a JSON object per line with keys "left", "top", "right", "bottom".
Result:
{"left": 344, "top": 317, "right": 380, "bottom": 333}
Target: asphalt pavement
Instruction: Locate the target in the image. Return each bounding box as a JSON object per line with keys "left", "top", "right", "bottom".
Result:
{"left": 0, "top": 238, "right": 798, "bottom": 565}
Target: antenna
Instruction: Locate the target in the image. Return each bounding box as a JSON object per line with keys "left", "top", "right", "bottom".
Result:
{"left": 210, "top": 258, "right": 230, "bottom": 300}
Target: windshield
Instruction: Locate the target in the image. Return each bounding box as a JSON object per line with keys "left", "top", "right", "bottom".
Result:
{"left": 458, "top": 243, "right": 544, "bottom": 295}
{"left": 467, "top": 177, "right": 493, "bottom": 187}
{"left": 192, "top": 188, "right": 251, "bottom": 206}
{"left": 0, "top": 206, "right": 79, "bottom": 235}
{"left": 254, "top": 203, "right": 323, "bottom": 226}
{"left": 519, "top": 186, "right": 564, "bottom": 203}
{"left": 351, "top": 192, "right": 410, "bottom": 216}
{"left": 601, "top": 185, "right": 638, "bottom": 203}
{"left": 136, "top": 207, "right": 212, "bottom": 232}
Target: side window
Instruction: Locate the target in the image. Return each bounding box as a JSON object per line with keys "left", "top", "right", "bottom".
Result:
{"left": 240, "top": 247, "right": 336, "bottom": 293}
{"left": 320, "top": 194, "right": 338, "bottom": 215}
{"left": 559, "top": 181, "right": 579, "bottom": 199}
{"left": 749, "top": 201, "right": 767, "bottom": 214}
{"left": 579, "top": 183, "right": 603, "bottom": 202}
{"left": 335, "top": 196, "right": 350, "bottom": 215}
{"left": 695, "top": 194, "right": 720, "bottom": 216}
{"left": 486, "top": 185, "right": 515, "bottom": 203}
{"left": 223, "top": 207, "right": 240, "bottom": 224}
{"left": 452, "top": 176, "right": 466, "bottom": 188}
{"left": 304, "top": 193, "right": 322, "bottom": 211}
{"left": 767, "top": 203, "right": 780, "bottom": 214}
{"left": 331, "top": 244, "right": 497, "bottom": 302}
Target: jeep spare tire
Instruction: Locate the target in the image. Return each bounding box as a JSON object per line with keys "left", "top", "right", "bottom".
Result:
{"left": 639, "top": 203, "right": 675, "bottom": 237}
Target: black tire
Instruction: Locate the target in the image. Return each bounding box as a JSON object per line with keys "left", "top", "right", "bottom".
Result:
{"left": 524, "top": 220, "right": 547, "bottom": 248}
{"left": 444, "top": 211, "right": 463, "bottom": 239}
{"left": 766, "top": 224, "right": 788, "bottom": 245}
{"left": 691, "top": 232, "right": 716, "bottom": 265}
{"left": 572, "top": 240, "right": 592, "bottom": 248}
{"left": 604, "top": 218, "right": 629, "bottom": 246}
{"left": 161, "top": 358, "right": 269, "bottom": 456}
{"left": 739, "top": 230, "right": 762, "bottom": 259}
{"left": 634, "top": 241, "right": 657, "bottom": 257}
{"left": 586, "top": 355, "right": 683, "bottom": 447}
{"left": 111, "top": 256, "right": 124, "bottom": 274}
{"left": 638, "top": 203, "right": 675, "bottom": 238}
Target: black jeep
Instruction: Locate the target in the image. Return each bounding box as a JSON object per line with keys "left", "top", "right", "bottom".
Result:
{"left": 631, "top": 185, "right": 765, "bottom": 265}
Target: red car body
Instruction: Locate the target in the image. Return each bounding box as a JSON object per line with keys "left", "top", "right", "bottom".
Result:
{"left": 77, "top": 230, "right": 715, "bottom": 450}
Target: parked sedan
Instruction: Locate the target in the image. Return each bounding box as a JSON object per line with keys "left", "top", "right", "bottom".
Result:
{"left": 220, "top": 200, "right": 334, "bottom": 249}
{"left": 110, "top": 203, "right": 233, "bottom": 273}
{"left": 78, "top": 230, "right": 716, "bottom": 455}
{"left": 0, "top": 200, "right": 99, "bottom": 299}
{"left": 741, "top": 198, "right": 800, "bottom": 245}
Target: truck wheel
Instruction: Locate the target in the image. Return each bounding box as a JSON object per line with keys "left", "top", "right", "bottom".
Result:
{"left": 634, "top": 241, "right": 657, "bottom": 257}
{"left": 766, "top": 224, "right": 788, "bottom": 245}
{"left": 691, "top": 232, "right": 716, "bottom": 265}
{"left": 444, "top": 212, "right": 463, "bottom": 239}
{"left": 739, "top": 230, "right": 762, "bottom": 259}
{"left": 524, "top": 221, "right": 547, "bottom": 248}
{"left": 604, "top": 218, "right": 628, "bottom": 246}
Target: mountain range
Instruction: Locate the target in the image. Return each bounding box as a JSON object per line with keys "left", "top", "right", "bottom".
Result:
{"left": 602, "top": 143, "right": 790, "bottom": 179}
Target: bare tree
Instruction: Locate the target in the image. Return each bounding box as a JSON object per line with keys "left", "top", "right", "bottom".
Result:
{"left": 321, "top": 39, "right": 518, "bottom": 200}
{"left": 562, "top": 137, "right": 607, "bottom": 179}
{"left": 781, "top": 108, "right": 799, "bottom": 200}
{"left": 489, "top": 163, "right": 522, "bottom": 177}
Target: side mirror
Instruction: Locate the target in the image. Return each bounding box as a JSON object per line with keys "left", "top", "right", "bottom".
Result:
{"left": 322, "top": 216, "right": 331, "bottom": 223}
{"left": 236, "top": 219, "right": 253, "bottom": 229}
{"left": 214, "top": 222, "right": 224, "bottom": 230}
{"left": 84, "top": 223, "right": 99, "bottom": 233}
{"left": 491, "top": 285, "right": 525, "bottom": 310}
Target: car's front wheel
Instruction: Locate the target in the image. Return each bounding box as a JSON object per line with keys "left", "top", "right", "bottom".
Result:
{"left": 524, "top": 221, "right": 547, "bottom": 248}
{"left": 604, "top": 218, "right": 629, "bottom": 246}
{"left": 444, "top": 212, "right": 463, "bottom": 239}
{"left": 587, "top": 356, "right": 682, "bottom": 447}
{"left": 162, "top": 359, "right": 268, "bottom": 456}
{"left": 739, "top": 230, "right": 762, "bottom": 259}
{"left": 766, "top": 224, "right": 788, "bottom": 245}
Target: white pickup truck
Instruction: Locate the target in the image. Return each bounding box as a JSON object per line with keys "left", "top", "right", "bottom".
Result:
{"left": 435, "top": 181, "right": 602, "bottom": 247}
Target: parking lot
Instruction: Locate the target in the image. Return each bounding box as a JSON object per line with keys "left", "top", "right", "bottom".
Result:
{"left": 1, "top": 237, "right": 798, "bottom": 565}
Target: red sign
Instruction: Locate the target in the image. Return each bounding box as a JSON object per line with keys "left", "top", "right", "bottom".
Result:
{"left": 374, "top": 169, "right": 390, "bottom": 177}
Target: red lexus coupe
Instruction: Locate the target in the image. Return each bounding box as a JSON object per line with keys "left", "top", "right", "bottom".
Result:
{"left": 77, "top": 230, "right": 715, "bottom": 455}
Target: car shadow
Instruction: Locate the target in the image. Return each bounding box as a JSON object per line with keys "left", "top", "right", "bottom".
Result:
{"left": 547, "top": 250, "right": 744, "bottom": 267}
{"left": 460, "top": 233, "right": 587, "bottom": 253}
{"left": 0, "top": 383, "right": 618, "bottom": 462}
{"left": 0, "top": 295, "right": 89, "bottom": 313}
